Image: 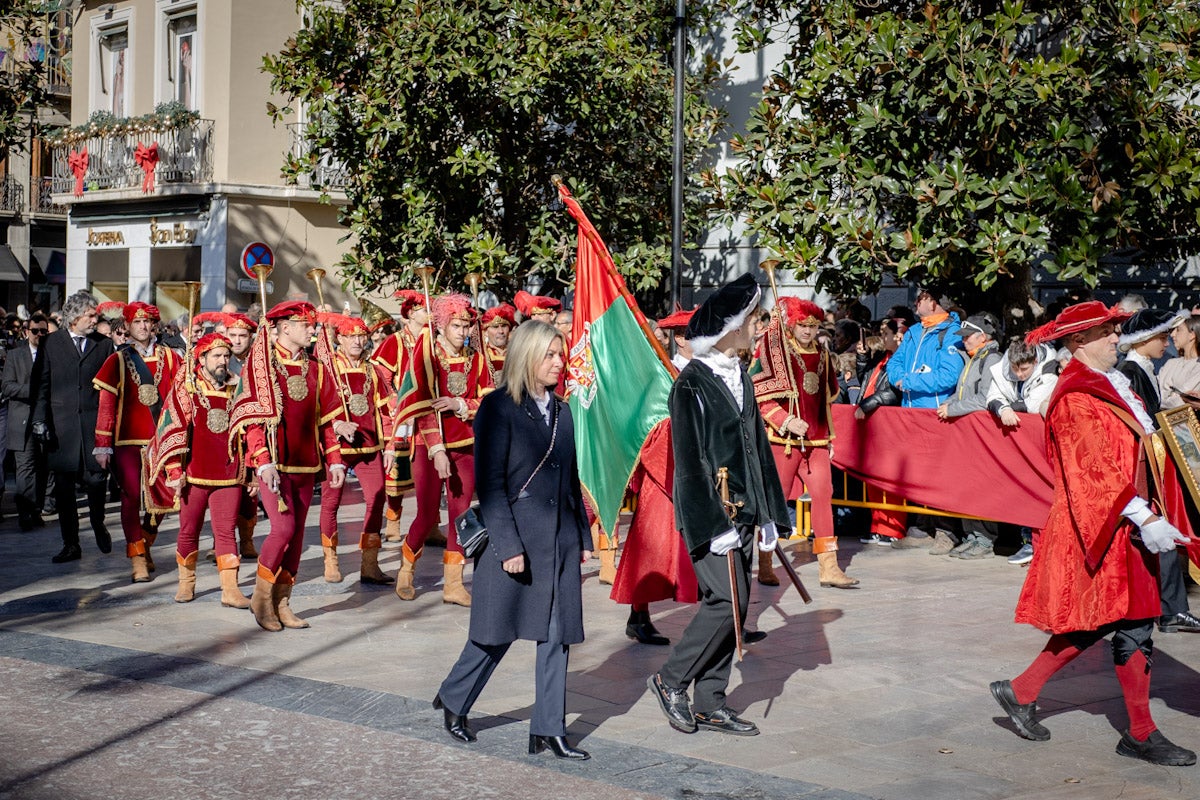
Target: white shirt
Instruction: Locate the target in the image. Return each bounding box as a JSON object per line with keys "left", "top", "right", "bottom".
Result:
{"left": 1103, "top": 367, "right": 1156, "bottom": 434}
{"left": 695, "top": 350, "right": 745, "bottom": 411}
{"left": 533, "top": 391, "right": 552, "bottom": 424}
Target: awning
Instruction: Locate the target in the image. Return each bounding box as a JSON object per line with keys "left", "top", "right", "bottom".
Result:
{"left": 32, "top": 248, "right": 66, "bottom": 285}
{"left": 0, "top": 245, "right": 28, "bottom": 283}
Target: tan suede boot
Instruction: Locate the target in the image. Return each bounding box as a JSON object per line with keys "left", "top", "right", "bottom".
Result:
{"left": 250, "top": 566, "right": 283, "bottom": 632}
{"left": 757, "top": 548, "right": 780, "bottom": 586}
{"left": 395, "top": 543, "right": 422, "bottom": 600}
{"left": 273, "top": 573, "right": 310, "bottom": 629}
{"left": 216, "top": 554, "right": 250, "bottom": 609}
{"left": 816, "top": 551, "right": 859, "bottom": 588}
{"left": 321, "top": 533, "right": 342, "bottom": 583}
{"left": 384, "top": 505, "right": 403, "bottom": 542}
{"left": 442, "top": 551, "right": 472, "bottom": 607}
{"left": 127, "top": 541, "right": 152, "bottom": 583}
{"left": 359, "top": 533, "right": 394, "bottom": 584}
{"left": 237, "top": 516, "right": 258, "bottom": 559}
{"left": 174, "top": 552, "right": 198, "bottom": 602}
{"left": 597, "top": 531, "right": 617, "bottom": 586}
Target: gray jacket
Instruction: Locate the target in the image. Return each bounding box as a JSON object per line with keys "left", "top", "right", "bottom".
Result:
{"left": 944, "top": 340, "right": 1002, "bottom": 417}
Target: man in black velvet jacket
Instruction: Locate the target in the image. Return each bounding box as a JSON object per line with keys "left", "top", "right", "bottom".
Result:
{"left": 646, "top": 273, "right": 792, "bottom": 737}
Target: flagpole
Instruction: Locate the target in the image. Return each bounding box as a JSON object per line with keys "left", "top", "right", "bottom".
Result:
{"left": 670, "top": 0, "right": 686, "bottom": 317}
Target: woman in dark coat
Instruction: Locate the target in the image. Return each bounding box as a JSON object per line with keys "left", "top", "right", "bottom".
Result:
{"left": 434, "top": 320, "right": 593, "bottom": 760}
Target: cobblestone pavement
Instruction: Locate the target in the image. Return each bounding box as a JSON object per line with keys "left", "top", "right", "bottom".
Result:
{"left": 2, "top": 486, "right": 1199, "bottom": 800}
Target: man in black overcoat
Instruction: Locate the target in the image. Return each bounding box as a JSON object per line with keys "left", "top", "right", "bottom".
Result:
{"left": 32, "top": 291, "right": 114, "bottom": 562}
{"left": 1, "top": 313, "right": 50, "bottom": 530}
{"left": 647, "top": 273, "right": 792, "bottom": 736}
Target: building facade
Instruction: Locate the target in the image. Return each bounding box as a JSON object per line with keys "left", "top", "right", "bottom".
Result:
{"left": 50, "top": 0, "right": 355, "bottom": 318}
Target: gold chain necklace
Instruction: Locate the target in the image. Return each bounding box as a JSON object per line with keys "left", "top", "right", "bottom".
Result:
{"left": 787, "top": 338, "right": 824, "bottom": 396}
{"left": 194, "top": 373, "right": 232, "bottom": 433}
{"left": 436, "top": 339, "right": 471, "bottom": 398}
{"left": 344, "top": 355, "right": 373, "bottom": 417}
{"left": 127, "top": 345, "right": 165, "bottom": 406}
{"left": 275, "top": 347, "right": 310, "bottom": 401}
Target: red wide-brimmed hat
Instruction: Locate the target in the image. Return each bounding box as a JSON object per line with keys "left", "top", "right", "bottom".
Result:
{"left": 194, "top": 332, "right": 232, "bottom": 359}
{"left": 481, "top": 303, "right": 516, "bottom": 329}
{"left": 657, "top": 309, "right": 696, "bottom": 331}
{"left": 265, "top": 300, "right": 317, "bottom": 323}
{"left": 124, "top": 301, "right": 161, "bottom": 323}
{"left": 1025, "top": 301, "right": 1132, "bottom": 345}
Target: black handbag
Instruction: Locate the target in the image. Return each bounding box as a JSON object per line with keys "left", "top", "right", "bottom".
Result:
{"left": 454, "top": 403, "right": 559, "bottom": 559}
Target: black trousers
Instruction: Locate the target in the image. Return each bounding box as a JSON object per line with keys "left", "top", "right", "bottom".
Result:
{"left": 54, "top": 469, "right": 108, "bottom": 548}
{"left": 438, "top": 586, "right": 570, "bottom": 737}
{"left": 658, "top": 527, "right": 753, "bottom": 714}
{"left": 1159, "top": 548, "right": 1189, "bottom": 618}
{"left": 12, "top": 446, "right": 47, "bottom": 516}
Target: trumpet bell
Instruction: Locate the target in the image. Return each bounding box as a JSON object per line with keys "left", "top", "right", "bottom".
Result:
{"left": 358, "top": 296, "right": 393, "bottom": 330}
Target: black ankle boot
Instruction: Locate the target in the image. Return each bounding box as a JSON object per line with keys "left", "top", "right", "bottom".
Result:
{"left": 433, "top": 695, "right": 476, "bottom": 743}
{"left": 529, "top": 734, "right": 590, "bottom": 760}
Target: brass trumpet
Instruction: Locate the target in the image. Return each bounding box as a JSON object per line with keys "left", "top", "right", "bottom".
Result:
{"left": 306, "top": 267, "right": 352, "bottom": 419}
{"left": 463, "top": 272, "right": 497, "bottom": 385}
{"left": 414, "top": 264, "right": 445, "bottom": 442}
{"left": 182, "top": 281, "right": 203, "bottom": 394}
{"left": 251, "top": 262, "right": 288, "bottom": 513}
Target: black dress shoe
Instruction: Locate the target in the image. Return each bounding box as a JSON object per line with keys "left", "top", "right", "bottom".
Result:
{"left": 51, "top": 544, "right": 81, "bottom": 563}
{"left": 529, "top": 734, "right": 590, "bottom": 760}
{"left": 18, "top": 513, "right": 34, "bottom": 532}
{"left": 1116, "top": 729, "right": 1197, "bottom": 765}
{"left": 990, "top": 679, "right": 1050, "bottom": 741}
{"left": 646, "top": 672, "right": 696, "bottom": 733}
{"left": 744, "top": 629, "right": 767, "bottom": 644}
{"left": 1158, "top": 611, "right": 1200, "bottom": 633}
{"left": 693, "top": 706, "right": 759, "bottom": 736}
{"left": 626, "top": 621, "right": 670, "bottom": 646}
{"left": 432, "top": 695, "right": 476, "bottom": 743}
{"left": 93, "top": 524, "right": 112, "bottom": 555}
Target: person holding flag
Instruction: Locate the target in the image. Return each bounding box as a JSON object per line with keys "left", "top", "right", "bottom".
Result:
{"left": 316, "top": 314, "right": 395, "bottom": 585}
{"left": 392, "top": 293, "right": 491, "bottom": 606}
{"left": 372, "top": 289, "right": 426, "bottom": 544}
{"left": 147, "top": 333, "right": 251, "bottom": 608}
{"left": 232, "top": 300, "right": 353, "bottom": 632}
{"left": 93, "top": 301, "right": 182, "bottom": 583}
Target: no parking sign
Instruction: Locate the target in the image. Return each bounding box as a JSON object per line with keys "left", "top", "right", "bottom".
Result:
{"left": 240, "top": 242, "right": 274, "bottom": 278}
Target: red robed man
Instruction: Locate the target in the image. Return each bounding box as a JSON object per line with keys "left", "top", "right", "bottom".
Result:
{"left": 93, "top": 301, "right": 182, "bottom": 583}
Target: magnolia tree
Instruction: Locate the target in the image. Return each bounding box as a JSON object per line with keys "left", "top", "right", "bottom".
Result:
{"left": 707, "top": 0, "right": 1200, "bottom": 315}
{"left": 0, "top": 1, "right": 51, "bottom": 162}
{"left": 264, "top": 0, "right": 723, "bottom": 302}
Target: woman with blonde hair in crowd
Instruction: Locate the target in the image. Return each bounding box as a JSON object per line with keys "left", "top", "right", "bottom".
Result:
{"left": 433, "top": 320, "right": 593, "bottom": 760}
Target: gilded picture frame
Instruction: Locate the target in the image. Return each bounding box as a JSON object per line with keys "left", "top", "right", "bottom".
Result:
{"left": 1156, "top": 406, "right": 1200, "bottom": 507}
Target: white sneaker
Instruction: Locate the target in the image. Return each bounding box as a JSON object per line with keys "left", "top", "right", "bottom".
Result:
{"left": 1007, "top": 543, "right": 1034, "bottom": 565}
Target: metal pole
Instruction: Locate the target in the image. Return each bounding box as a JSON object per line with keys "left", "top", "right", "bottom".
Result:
{"left": 670, "top": 0, "right": 685, "bottom": 315}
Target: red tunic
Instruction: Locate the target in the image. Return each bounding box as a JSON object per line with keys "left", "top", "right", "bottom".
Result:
{"left": 484, "top": 342, "right": 506, "bottom": 378}
{"left": 165, "top": 374, "right": 241, "bottom": 486}
{"left": 94, "top": 345, "right": 182, "bottom": 447}
{"left": 756, "top": 343, "right": 839, "bottom": 447}
{"left": 245, "top": 344, "right": 346, "bottom": 475}
{"left": 1014, "top": 359, "right": 1160, "bottom": 633}
{"left": 395, "top": 333, "right": 490, "bottom": 452}
{"left": 370, "top": 327, "right": 418, "bottom": 388}
{"left": 332, "top": 351, "right": 394, "bottom": 456}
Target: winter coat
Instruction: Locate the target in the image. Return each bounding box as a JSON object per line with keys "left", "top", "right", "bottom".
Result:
{"left": 985, "top": 343, "right": 1059, "bottom": 418}
{"left": 886, "top": 314, "right": 964, "bottom": 408}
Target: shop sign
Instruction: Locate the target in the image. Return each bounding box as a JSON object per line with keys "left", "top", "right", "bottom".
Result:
{"left": 86, "top": 228, "right": 125, "bottom": 246}
{"left": 150, "top": 217, "right": 199, "bottom": 246}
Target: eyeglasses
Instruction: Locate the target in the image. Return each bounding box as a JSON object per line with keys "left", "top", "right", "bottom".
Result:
{"left": 28, "top": 328, "right": 48, "bottom": 336}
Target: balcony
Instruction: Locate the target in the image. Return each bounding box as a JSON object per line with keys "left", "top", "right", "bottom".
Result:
{"left": 32, "top": 176, "right": 66, "bottom": 217}
{"left": 0, "top": 176, "right": 24, "bottom": 216}
{"left": 287, "top": 123, "right": 349, "bottom": 191}
{"left": 49, "top": 119, "right": 215, "bottom": 199}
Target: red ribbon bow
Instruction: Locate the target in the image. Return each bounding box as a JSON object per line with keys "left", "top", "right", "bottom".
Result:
{"left": 68, "top": 148, "right": 88, "bottom": 197}
{"left": 134, "top": 142, "right": 160, "bottom": 193}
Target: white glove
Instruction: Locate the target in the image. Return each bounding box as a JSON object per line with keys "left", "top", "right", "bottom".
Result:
{"left": 1138, "top": 518, "right": 1191, "bottom": 554}
{"left": 758, "top": 521, "right": 780, "bottom": 552}
{"left": 709, "top": 528, "right": 740, "bottom": 556}
{"left": 1122, "top": 496, "right": 1155, "bottom": 528}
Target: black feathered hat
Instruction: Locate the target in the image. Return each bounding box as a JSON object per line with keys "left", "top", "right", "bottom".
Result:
{"left": 685, "top": 273, "right": 762, "bottom": 355}
{"left": 1118, "top": 308, "right": 1187, "bottom": 352}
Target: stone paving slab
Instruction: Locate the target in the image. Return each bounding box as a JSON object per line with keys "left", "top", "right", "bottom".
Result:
{"left": 3, "top": 490, "right": 1200, "bottom": 799}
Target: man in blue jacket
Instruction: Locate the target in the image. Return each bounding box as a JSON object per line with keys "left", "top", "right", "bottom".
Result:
{"left": 887, "top": 289, "right": 964, "bottom": 408}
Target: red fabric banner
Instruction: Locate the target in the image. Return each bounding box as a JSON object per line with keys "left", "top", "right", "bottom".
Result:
{"left": 829, "top": 405, "right": 1054, "bottom": 529}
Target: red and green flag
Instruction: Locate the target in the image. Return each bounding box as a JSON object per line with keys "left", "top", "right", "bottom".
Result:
{"left": 558, "top": 184, "right": 675, "bottom": 536}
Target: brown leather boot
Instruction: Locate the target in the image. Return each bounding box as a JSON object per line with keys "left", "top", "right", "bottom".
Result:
{"left": 237, "top": 516, "right": 258, "bottom": 559}
{"left": 757, "top": 548, "right": 780, "bottom": 586}
{"left": 597, "top": 531, "right": 617, "bottom": 586}
{"left": 395, "top": 543, "right": 421, "bottom": 600}
{"left": 273, "top": 572, "right": 310, "bottom": 629}
{"left": 442, "top": 551, "right": 472, "bottom": 607}
{"left": 384, "top": 505, "right": 403, "bottom": 542}
{"left": 216, "top": 554, "right": 250, "bottom": 609}
{"left": 816, "top": 550, "right": 859, "bottom": 588}
{"left": 250, "top": 566, "right": 283, "bottom": 632}
{"left": 321, "top": 533, "right": 342, "bottom": 583}
{"left": 174, "top": 552, "right": 198, "bottom": 602}
{"left": 359, "top": 533, "right": 394, "bottom": 584}
{"left": 127, "top": 541, "right": 152, "bottom": 583}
